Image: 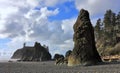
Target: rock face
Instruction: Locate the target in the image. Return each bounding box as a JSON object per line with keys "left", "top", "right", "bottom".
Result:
{"left": 64, "top": 50, "right": 72, "bottom": 64}
{"left": 68, "top": 9, "right": 102, "bottom": 66}
{"left": 65, "top": 50, "right": 72, "bottom": 58}
{"left": 53, "top": 54, "right": 66, "bottom": 65}
{"left": 11, "top": 42, "right": 51, "bottom": 61}
{"left": 11, "top": 49, "right": 23, "bottom": 59}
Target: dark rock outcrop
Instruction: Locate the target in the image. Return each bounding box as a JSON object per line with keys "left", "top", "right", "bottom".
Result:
{"left": 11, "top": 49, "right": 23, "bottom": 59}
{"left": 11, "top": 42, "right": 51, "bottom": 61}
{"left": 21, "top": 47, "right": 35, "bottom": 61}
{"left": 53, "top": 54, "right": 66, "bottom": 65}
{"left": 68, "top": 9, "right": 102, "bottom": 66}
{"left": 65, "top": 50, "right": 72, "bottom": 58}
{"left": 53, "top": 54, "right": 64, "bottom": 60}
{"left": 64, "top": 50, "right": 72, "bottom": 64}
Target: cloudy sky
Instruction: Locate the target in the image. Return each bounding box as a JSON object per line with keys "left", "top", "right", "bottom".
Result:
{"left": 0, "top": 0, "right": 120, "bottom": 60}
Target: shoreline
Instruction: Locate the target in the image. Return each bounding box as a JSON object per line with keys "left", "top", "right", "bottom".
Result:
{"left": 0, "top": 61, "right": 120, "bottom": 73}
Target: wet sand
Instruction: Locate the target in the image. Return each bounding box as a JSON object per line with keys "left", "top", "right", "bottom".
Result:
{"left": 0, "top": 61, "right": 120, "bottom": 73}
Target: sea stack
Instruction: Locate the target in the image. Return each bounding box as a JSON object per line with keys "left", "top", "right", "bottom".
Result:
{"left": 11, "top": 42, "right": 51, "bottom": 61}
{"left": 68, "top": 9, "right": 102, "bottom": 66}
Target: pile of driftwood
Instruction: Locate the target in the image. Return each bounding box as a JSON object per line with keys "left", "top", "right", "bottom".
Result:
{"left": 102, "top": 55, "right": 120, "bottom": 62}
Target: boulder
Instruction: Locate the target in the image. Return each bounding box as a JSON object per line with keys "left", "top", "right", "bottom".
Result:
{"left": 65, "top": 50, "right": 72, "bottom": 58}
{"left": 64, "top": 50, "right": 72, "bottom": 64}
{"left": 53, "top": 54, "right": 64, "bottom": 60}
{"left": 68, "top": 9, "right": 102, "bottom": 66}
{"left": 53, "top": 54, "right": 65, "bottom": 65}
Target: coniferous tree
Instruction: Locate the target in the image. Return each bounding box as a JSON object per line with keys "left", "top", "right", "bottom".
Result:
{"left": 94, "top": 18, "right": 102, "bottom": 40}
{"left": 103, "top": 10, "right": 112, "bottom": 32}
{"left": 95, "top": 10, "right": 120, "bottom": 56}
{"left": 115, "top": 12, "right": 120, "bottom": 43}
{"left": 116, "top": 12, "right": 120, "bottom": 34}
{"left": 111, "top": 12, "right": 116, "bottom": 45}
{"left": 103, "top": 10, "right": 116, "bottom": 46}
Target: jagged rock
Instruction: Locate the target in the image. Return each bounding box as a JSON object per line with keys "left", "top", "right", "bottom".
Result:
{"left": 53, "top": 54, "right": 64, "bottom": 60}
{"left": 64, "top": 50, "right": 72, "bottom": 64}
{"left": 55, "top": 57, "right": 65, "bottom": 65}
{"left": 11, "top": 42, "right": 51, "bottom": 61}
{"left": 53, "top": 54, "right": 65, "bottom": 65}
{"left": 68, "top": 9, "right": 102, "bottom": 66}
{"left": 65, "top": 50, "right": 72, "bottom": 58}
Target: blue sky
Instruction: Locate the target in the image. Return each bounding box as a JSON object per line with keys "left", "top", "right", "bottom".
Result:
{"left": 0, "top": 0, "right": 120, "bottom": 60}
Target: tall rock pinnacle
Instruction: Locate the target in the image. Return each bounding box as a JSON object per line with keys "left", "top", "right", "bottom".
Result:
{"left": 68, "top": 9, "right": 102, "bottom": 66}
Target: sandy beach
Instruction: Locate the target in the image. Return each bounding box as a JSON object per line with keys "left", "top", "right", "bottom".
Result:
{"left": 0, "top": 61, "right": 120, "bottom": 73}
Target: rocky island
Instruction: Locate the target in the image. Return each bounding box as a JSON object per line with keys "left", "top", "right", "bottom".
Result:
{"left": 11, "top": 42, "right": 51, "bottom": 61}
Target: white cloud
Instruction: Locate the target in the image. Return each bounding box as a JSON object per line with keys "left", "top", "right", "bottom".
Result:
{"left": 75, "top": 0, "right": 120, "bottom": 15}
{"left": 26, "top": 0, "right": 39, "bottom": 7}
{"left": 36, "top": 7, "right": 59, "bottom": 21}
{"left": 0, "top": 0, "right": 76, "bottom": 60}
{"left": 62, "top": 18, "right": 76, "bottom": 34}
{"left": 39, "top": 0, "right": 73, "bottom": 7}
{"left": 0, "top": 48, "right": 13, "bottom": 60}
{"left": 0, "top": 20, "right": 5, "bottom": 31}
{"left": 0, "top": 1, "right": 18, "bottom": 19}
